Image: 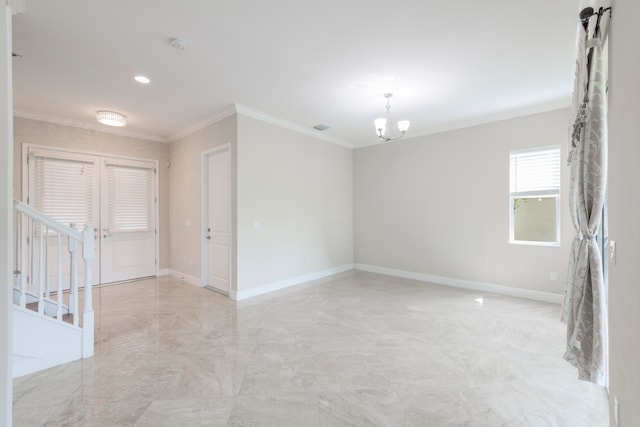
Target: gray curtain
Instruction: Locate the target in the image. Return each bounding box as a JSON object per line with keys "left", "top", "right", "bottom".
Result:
{"left": 561, "top": 18, "right": 608, "bottom": 387}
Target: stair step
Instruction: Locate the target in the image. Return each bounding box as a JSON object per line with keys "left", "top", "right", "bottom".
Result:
{"left": 25, "top": 302, "right": 74, "bottom": 325}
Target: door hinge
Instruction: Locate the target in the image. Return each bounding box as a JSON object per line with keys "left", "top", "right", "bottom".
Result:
{"left": 155, "top": 259, "right": 157, "bottom": 265}
{"left": 26, "top": 196, "right": 29, "bottom": 204}
{"left": 26, "top": 236, "right": 29, "bottom": 245}
{"left": 155, "top": 228, "right": 157, "bottom": 235}
{"left": 155, "top": 197, "right": 157, "bottom": 204}
{"left": 26, "top": 275, "right": 30, "bottom": 284}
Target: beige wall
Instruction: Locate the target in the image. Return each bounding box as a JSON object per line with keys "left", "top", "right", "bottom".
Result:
{"left": 608, "top": 0, "right": 640, "bottom": 423}
{"left": 13, "top": 117, "right": 171, "bottom": 269}
{"left": 236, "top": 115, "right": 353, "bottom": 291}
{"left": 354, "top": 108, "right": 573, "bottom": 294}
{"left": 168, "top": 115, "right": 237, "bottom": 280}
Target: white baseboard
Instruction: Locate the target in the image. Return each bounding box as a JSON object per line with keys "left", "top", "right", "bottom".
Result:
{"left": 232, "top": 264, "right": 354, "bottom": 301}
{"left": 354, "top": 263, "right": 563, "bottom": 304}
{"left": 168, "top": 269, "right": 203, "bottom": 287}
{"left": 157, "top": 268, "right": 169, "bottom": 276}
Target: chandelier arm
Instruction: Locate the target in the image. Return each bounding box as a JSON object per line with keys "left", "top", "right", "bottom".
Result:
{"left": 378, "top": 131, "right": 406, "bottom": 142}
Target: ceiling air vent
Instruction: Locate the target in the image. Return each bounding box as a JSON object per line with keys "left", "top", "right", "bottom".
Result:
{"left": 313, "top": 124, "right": 330, "bottom": 131}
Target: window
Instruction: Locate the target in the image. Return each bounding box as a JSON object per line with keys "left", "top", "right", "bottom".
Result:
{"left": 509, "top": 146, "right": 561, "bottom": 246}
{"left": 32, "top": 152, "right": 96, "bottom": 228}
{"left": 105, "top": 162, "right": 154, "bottom": 233}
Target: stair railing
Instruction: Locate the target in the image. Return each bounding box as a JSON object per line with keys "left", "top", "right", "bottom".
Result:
{"left": 13, "top": 200, "right": 95, "bottom": 358}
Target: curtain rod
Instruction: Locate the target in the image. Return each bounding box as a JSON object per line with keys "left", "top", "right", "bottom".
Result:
{"left": 579, "top": 6, "right": 612, "bottom": 33}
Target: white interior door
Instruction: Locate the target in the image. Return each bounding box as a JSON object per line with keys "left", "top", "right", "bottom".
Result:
{"left": 100, "top": 157, "right": 156, "bottom": 284}
{"left": 27, "top": 148, "right": 100, "bottom": 289}
{"left": 204, "top": 146, "right": 231, "bottom": 294}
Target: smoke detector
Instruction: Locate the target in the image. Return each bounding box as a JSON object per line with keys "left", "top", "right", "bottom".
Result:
{"left": 169, "top": 38, "right": 186, "bottom": 50}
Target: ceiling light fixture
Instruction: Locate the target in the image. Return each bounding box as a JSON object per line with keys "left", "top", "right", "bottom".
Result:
{"left": 170, "top": 38, "right": 186, "bottom": 50}
{"left": 134, "top": 75, "right": 150, "bottom": 84}
{"left": 96, "top": 110, "right": 127, "bottom": 127}
{"left": 374, "top": 93, "right": 410, "bottom": 142}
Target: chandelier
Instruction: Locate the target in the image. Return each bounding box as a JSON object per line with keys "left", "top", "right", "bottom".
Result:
{"left": 374, "top": 93, "right": 410, "bottom": 142}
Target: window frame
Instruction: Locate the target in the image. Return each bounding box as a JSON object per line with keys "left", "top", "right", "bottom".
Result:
{"left": 509, "top": 146, "right": 561, "bottom": 247}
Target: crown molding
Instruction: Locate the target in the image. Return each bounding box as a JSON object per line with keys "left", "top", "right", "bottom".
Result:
{"left": 13, "top": 110, "right": 167, "bottom": 143}
{"left": 169, "top": 103, "right": 354, "bottom": 149}
{"left": 167, "top": 105, "right": 237, "bottom": 143}
{"left": 233, "top": 104, "right": 353, "bottom": 149}
{"left": 403, "top": 98, "right": 572, "bottom": 143}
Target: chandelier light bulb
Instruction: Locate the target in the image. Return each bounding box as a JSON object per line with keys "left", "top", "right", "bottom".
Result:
{"left": 374, "top": 118, "right": 387, "bottom": 132}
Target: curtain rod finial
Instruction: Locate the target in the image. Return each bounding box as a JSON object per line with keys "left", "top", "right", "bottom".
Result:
{"left": 580, "top": 7, "right": 595, "bottom": 20}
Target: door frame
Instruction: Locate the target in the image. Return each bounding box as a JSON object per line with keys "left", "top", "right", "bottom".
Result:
{"left": 201, "top": 143, "right": 233, "bottom": 295}
{"left": 22, "top": 143, "right": 160, "bottom": 284}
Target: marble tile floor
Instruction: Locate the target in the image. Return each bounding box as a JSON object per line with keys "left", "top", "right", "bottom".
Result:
{"left": 13, "top": 271, "right": 609, "bottom": 426}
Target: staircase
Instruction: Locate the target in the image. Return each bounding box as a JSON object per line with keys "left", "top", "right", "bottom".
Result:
{"left": 12, "top": 200, "right": 95, "bottom": 378}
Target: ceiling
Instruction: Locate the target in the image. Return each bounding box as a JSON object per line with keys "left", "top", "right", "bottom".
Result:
{"left": 11, "top": 0, "right": 579, "bottom": 148}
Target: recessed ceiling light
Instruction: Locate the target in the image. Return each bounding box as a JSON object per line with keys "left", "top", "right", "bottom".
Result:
{"left": 96, "top": 111, "right": 127, "bottom": 127}
{"left": 134, "top": 75, "right": 150, "bottom": 84}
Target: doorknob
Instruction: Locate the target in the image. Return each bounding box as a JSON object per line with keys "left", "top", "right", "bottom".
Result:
{"left": 205, "top": 235, "right": 211, "bottom": 240}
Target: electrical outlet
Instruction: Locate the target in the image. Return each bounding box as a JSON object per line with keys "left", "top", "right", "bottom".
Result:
{"left": 610, "top": 240, "right": 617, "bottom": 265}
{"left": 550, "top": 272, "right": 557, "bottom": 281}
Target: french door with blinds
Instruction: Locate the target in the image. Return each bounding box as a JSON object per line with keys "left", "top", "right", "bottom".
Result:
{"left": 26, "top": 146, "right": 158, "bottom": 286}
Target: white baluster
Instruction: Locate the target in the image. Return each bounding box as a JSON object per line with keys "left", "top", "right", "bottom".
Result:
{"left": 68, "top": 224, "right": 78, "bottom": 327}
{"left": 13, "top": 210, "right": 19, "bottom": 292}
{"left": 38, "top": 222, "right": 44, "bottom": 315}
{"left": 29, "top": 219, "right": 35, "bottom": 296}
{"left": 82, "top": 224, "right": 95, "bottom": 357}
{"left": 17, "top": 211, "right": 26, "bottom": 307}
{"left": 45, "top": 226, "right": 50, "bottom": 300}
{"left": 56, "top": 232, "right": 62, "bottom": 321}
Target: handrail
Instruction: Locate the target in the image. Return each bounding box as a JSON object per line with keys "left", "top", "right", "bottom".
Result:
{"left": 13, "top": 200, "right": 83, "bottom": 242}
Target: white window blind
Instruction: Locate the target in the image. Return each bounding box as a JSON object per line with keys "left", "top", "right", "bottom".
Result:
{"left": 510, "top": 147, "right": 561, "bottom": 194}
{"left": 33, "top": 155, "right": 95, "bottom": 227}
{"left": 106, "top": 163, "right": 153, "bottom": 232}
